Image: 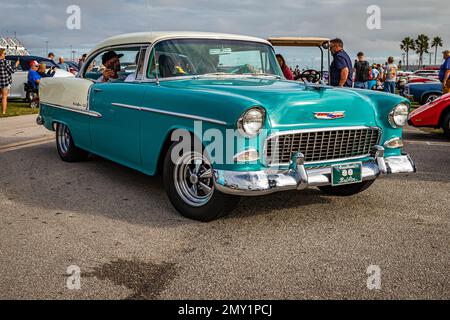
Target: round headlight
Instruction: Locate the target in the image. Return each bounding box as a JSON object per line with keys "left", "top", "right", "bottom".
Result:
{"left": 238, "top": 107, "right": 265, "bottom": 137}
{"left": 389, "top": 103, "right": 409, "bottom": 128}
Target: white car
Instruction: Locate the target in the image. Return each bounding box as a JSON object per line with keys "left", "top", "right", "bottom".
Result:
{"left": 5, "top": 55, "right": 74, "bottom": 100}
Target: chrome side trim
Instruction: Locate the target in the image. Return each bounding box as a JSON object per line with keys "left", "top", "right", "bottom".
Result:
{"left": 41, "top": 102, "right": 102, "bottom": 118}
{"left": 111, "top": 103, "right": 141, "bottom": 111}
{"left": 140, "top": 106, "right": 228, "bottom": 126}
{"left": 110, "top": 102, "right": 227, "bottom": 125}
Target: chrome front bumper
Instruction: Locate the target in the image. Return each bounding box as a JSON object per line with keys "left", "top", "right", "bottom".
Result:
{"left": 213, "top": 146, "right": 416, "bottom": 196}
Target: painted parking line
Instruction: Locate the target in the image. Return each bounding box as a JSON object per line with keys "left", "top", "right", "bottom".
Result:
{"left": 0, "top": 137, "right": 54, "bottom": 153}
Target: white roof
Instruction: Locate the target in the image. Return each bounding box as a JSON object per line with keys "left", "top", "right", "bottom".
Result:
{"left": 268, "top": 37, "right": 330, "bottom": 47}
{"left": 91, "top": 32, "right": 271, "bottom": 53}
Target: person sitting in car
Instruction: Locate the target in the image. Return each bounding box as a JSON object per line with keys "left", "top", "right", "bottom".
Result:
{"left": 97, "top": 50, "right": 126, "bottom": 83}
{"left": 37, "top": 63, "right": 55, "bottom": 78}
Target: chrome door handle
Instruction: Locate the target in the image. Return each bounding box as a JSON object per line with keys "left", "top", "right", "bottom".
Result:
{"left": 93, "top": 88, "right": 103, "bottom": 93}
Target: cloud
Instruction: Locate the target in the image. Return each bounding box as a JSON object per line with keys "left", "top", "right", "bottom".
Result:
{"left": 0, "top": 0, "right": 448, "bottom": 65}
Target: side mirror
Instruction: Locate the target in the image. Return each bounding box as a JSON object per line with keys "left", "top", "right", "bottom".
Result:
{"left": 322, "top": 42, "right": 330, "bottom": 50}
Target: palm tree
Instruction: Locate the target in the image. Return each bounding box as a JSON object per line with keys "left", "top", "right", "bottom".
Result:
{"left": 415, "top": 34, "right": 430, "bottom": 67}
{"left": 400, "top": 37, "right": 415, "bottom": 71}
{"left": 431, "top": 36, "right": 444, "bottom": 65}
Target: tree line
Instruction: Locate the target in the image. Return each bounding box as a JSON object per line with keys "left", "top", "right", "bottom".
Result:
{"left": 400, "top": 35, "right": 444, "bottom": 70}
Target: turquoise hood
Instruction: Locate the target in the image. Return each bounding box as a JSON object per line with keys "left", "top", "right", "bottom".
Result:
{"left": 158, "top": 78, "right": 383, "bottom": 129}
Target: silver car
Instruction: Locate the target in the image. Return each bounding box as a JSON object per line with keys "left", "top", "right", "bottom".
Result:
{"left": 5, "top": 55, "right": 74, "bottom": 100}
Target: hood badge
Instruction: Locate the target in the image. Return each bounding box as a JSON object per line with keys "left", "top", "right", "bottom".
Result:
{"left": 314, "top": 111, "right": 345, "bottom": 120}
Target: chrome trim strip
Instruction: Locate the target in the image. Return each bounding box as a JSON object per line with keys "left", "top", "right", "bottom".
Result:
{"left": 41, "top": 102, "right": 102, "bottom": 118}
{"left": 267, "top": 126, "right": 378, "bottom": 138}
{"left": 111, "top": 103, "right": 141, "bottom": 111}
{"left": 110, "top": 102, "right": 227, "bottom": 125}
{"left": 141, "top": 106, "right": 228, "bottom": 126}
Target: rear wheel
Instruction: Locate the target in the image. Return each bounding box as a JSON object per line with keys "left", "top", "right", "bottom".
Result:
{"left": 56, "top": 123, "right": 89, "bottom": 162}
{"left": 319, "top": 180, "right": 375, "bottom": 196}
{"left": 163, "top": 142, "right": 240, "bottom": 222}
{"left": 442, "top": 112, "right": 450, "bottom": 139}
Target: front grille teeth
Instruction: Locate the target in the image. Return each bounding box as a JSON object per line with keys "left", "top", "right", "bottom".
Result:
{"left": 265, "top": 127, "right": 381, "bottom": 166}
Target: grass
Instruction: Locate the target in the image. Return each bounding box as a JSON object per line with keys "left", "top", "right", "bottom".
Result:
{"left": 0, "top": 100, "right": 38, "bottom": 118}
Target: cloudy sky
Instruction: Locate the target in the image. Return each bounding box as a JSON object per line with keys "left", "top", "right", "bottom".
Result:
{"left": 1, "top": 0, "right": 449, "bottom": 67}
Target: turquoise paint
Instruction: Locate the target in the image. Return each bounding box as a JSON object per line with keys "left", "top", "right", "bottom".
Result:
{"left": 41, "top": 77, "right": 408, "bottom": 175}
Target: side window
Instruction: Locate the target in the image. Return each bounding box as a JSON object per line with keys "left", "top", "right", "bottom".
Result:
{"left": 135, "top": 47, "right": 147, "bottom": 81}
{"left": 83, "top": 46, "right": 148, "bottom": 82}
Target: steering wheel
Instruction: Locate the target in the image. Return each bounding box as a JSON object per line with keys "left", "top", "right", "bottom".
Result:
{"left": 300, "top": 69, "right": 321, "bottom": 83}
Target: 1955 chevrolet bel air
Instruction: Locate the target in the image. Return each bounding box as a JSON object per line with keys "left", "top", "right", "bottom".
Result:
{"left": 37, "top": 32, "right": 416, "bottom": 221}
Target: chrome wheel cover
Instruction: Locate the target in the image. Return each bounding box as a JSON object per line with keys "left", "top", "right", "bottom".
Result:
{"left": 173, "top": 151, "right": 214, "bottom": 207}
{"left": 57, "top": 124, "right": 71, "bottom": 155}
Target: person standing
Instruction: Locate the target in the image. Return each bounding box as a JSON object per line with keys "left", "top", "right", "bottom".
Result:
{"left": 383, "top": 57, "right": 398, "bottom": 94}
{"left": 28, "top": 60, "right": 42, "bottom": 90}
{"left": 367, "top": 64, "right": 380, "bottom": 90}
{"left": 439, "top": 50, "right": 450, "bottom": 94}
{"left": 276, "top": 54, "right": 294, "bottom": 80}
{"left": 48, "top": 52, "right": 55, "bottom": 61}
{"left": 353, "top": 52, "right": 370, "bottom": 89}
{"left": 78, "top": 54, "right": 87, "bottom": 70}
{"left": 0, "top": 48, "right": 20, "bottom": 115}
{"left": 329, "top": 38, "right": 352, "bottom": 87}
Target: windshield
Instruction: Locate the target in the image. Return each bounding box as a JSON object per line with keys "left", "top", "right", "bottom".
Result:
{"left": 148, "top": 39, "right": 283, "bottom": 79}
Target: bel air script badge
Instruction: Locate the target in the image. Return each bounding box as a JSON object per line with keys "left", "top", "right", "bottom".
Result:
{"left": 314, "top": 111, "right": 345, "bottom": 120}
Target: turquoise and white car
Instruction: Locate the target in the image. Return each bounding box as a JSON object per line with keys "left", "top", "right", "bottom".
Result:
{"left": 37, "top": 32, "right": 415, "bottom": 221}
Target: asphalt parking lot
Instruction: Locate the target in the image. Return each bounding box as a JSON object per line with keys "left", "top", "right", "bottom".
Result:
{"left": 0, "top": 115, "right": 449, "bottom": 299}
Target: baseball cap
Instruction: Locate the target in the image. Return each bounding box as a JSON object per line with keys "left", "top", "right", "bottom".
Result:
{"left": 29, "top": 60, "right": 39, "bottom": 67}
{"left": 102, "top": 51, "right": 124, "bottom": 65}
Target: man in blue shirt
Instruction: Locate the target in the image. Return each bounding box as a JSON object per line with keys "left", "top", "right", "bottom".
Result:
{"left": 439, "top": 50, "right": 450, "bottom": 94}
{"left": 329, "top": 38, "right": 352, "bottom": 87}
{"left": 28, "top": 60, "right": 42, "bottom": 89}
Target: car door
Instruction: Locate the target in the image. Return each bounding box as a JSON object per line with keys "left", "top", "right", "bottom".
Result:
{"left": 86, "top": 46, "right": 148, "bottom": 168}
{"left": 88, "top": 82, "right": 146, "bottom": 168}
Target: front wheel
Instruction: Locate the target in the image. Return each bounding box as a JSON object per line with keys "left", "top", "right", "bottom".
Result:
{"left": 56, "top": 123, "right": 89, "bottom": 162}
{"left": 318, "top": 180, "right": 375, "bottom": 196}
{"left": 422, "top": 93, "right": 440, "bottom": 105}
{"left": 163, "top": 142, "right": 240, "bottom": 222}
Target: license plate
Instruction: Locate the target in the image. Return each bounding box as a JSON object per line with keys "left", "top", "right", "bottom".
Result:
{"left": 331, "top": 162, "right": 363, "bottom": 186}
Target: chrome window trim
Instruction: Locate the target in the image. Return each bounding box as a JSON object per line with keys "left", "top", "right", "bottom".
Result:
{"left": 79, "top": 43, "right": 151, "bottom": 80}
{"left": 110, "top": 103, "right": 227, "bottom": 126}
{"left": 142, "top": 37, "right": 282, "bottom": 82}
{"left": 41, "top": 102, "right": 102, "bottom": 118}
{"left": 262, "top": 126, "right": 382, "bottom": 167}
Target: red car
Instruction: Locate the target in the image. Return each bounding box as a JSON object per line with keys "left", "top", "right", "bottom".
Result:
{"left": 409, "top": 93, "right": 450, "bottom": 138}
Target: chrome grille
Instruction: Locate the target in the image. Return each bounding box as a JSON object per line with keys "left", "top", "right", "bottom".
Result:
{"left": 265, "top": 127, "right": 381, "bottom": 165}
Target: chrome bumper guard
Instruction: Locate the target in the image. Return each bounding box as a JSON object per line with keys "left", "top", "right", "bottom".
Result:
{"left": 213, "top": 146, "right": 416, "bottom": 196}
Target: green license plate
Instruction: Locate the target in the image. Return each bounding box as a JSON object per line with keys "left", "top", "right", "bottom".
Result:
{"left": 331, "top": 162, "right": 363, "bottom": 186}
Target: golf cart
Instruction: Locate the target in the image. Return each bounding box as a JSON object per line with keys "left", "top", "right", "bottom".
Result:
{"left": 267, "top": 37, "right": 330, "bottom": 84}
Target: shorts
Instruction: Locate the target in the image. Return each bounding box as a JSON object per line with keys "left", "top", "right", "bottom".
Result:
{"left": 0, "top": 85, "right": 11, "bottom": 90}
